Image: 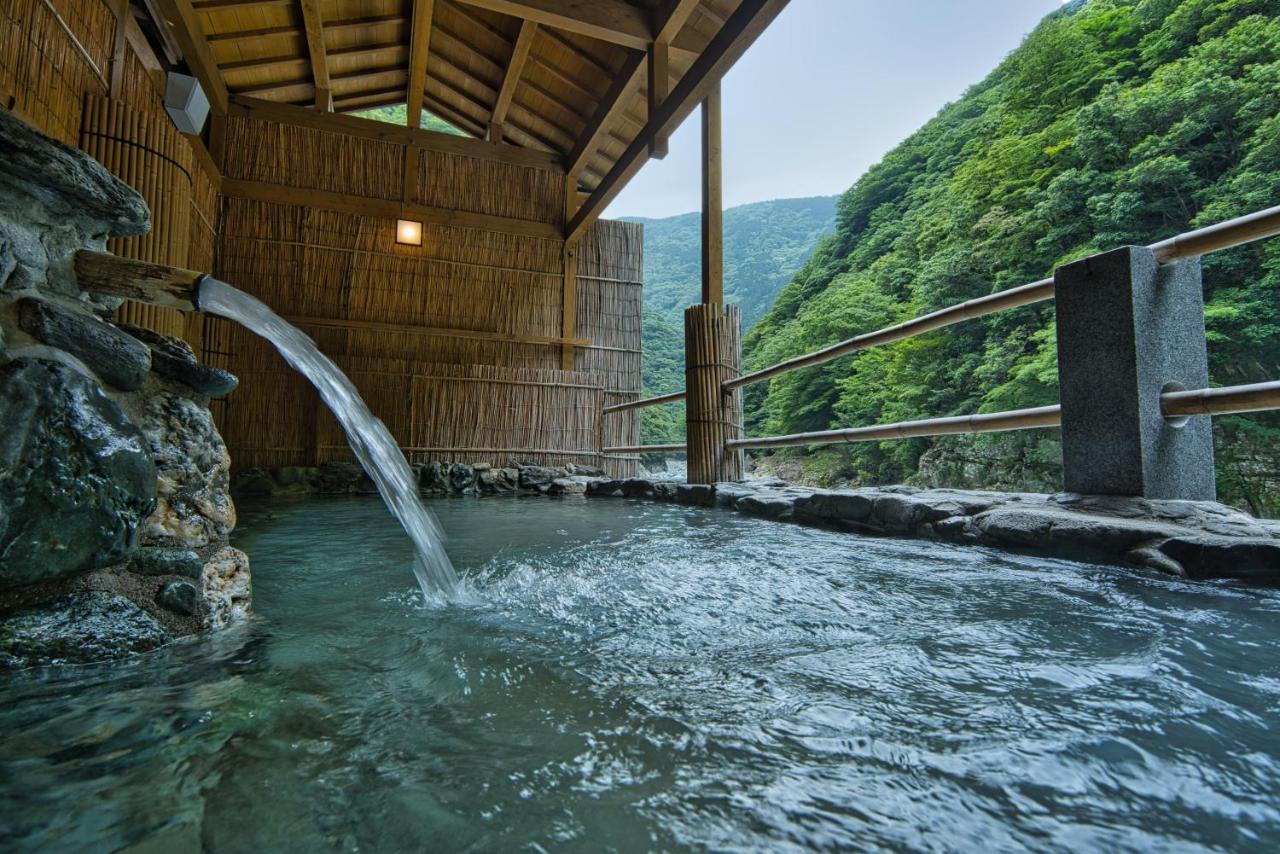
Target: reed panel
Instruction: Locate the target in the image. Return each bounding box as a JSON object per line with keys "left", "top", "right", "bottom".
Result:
{"left": 0, "top": 0, "right": 112, "bottom": 144}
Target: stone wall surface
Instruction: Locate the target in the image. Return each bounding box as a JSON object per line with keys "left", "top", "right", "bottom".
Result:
{"left": 0, "top": 108, "right": 249, "bottom": 670}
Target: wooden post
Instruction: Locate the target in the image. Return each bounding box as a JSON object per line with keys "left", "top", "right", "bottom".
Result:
{"left": 561, "top": 240, "right": 577, "bottom": 371}
{"left": 701, "top": 83, "right": 723, "bottom": 304}
{"left": 685, "top": 304, "right": 743, "bottom": 484}
{"left": 647, "top": 39, "right": 669, "bottom": 159}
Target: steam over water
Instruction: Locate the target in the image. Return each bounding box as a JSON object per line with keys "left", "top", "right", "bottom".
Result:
{"left": 196, "top": 278, "right": 457, "bottom": 598}
{"left": 3, "top": 497, "right": 1280, "bottom": 850}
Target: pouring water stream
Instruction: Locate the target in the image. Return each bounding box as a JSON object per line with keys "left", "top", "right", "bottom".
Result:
{"left": 197, "top": 278, "right": 458, "bottom": 599}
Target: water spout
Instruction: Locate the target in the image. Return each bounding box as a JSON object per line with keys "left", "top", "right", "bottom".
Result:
{"left": 74, "top": 251, "right": 457, "bottom": 600}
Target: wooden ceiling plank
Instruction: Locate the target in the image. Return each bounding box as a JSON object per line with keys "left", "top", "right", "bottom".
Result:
{"left": 191, "top": 0, "right": 291, "bottom": 9}
{"left": 233, "top": 65, "right": 407, "bottom": 98}
{"left": 431, "top": 52, "right": 576, "bottom": 147}
{"left": 151, "top": 0, "right": 230, "bottom": 114}
{"left": 488, "top": 19, "right": 537, "bottom": 142}
{"left": 406, "top": 0, "right": 437, "bottom": 128}
{"left": 220, "top": 42, "right": 403, "bottom": 73}
{"left": 299, "top": 0, "right": 331, "bottom": 110}
{"left": 568, "top": 0, "right": 790, "bottom": 241}
{"left": 208, "top": 15, "right": 406, "bottom": 43}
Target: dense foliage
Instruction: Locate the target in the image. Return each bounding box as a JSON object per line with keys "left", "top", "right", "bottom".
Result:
{"left": 627, "top": 197, "right": 837, "bottom": 445}
{"left": 743, "top": 0, "right": 1280, "bottom": 512}
{"left": 349, "top": 104, "right": 466, "bottom": 136}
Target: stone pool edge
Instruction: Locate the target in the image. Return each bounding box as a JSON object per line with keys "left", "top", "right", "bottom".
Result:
{"left": 583, "top": 477, "right": 1280, "bottom": 583}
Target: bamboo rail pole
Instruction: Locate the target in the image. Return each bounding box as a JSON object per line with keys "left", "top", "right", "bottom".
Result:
{"left": 1161, "top": 380, "right": 1280, "bottom": 418}
{"left": 603, "top": 443, "right": 689, "bottom": 454}
{"left": 724, "top": 378, "right": 1280, "bottom": 452}
{"left": 728, "top": 405, "right": 1063, "bottom": 451}
{"left": 726, "top": 278, "right": 1056, "bottom": 391}
{"left": 727, "top": 204, "right": 1280, "bottom": 393}
{"left": 602, "top": 389, "right": 687, "bottom": 415}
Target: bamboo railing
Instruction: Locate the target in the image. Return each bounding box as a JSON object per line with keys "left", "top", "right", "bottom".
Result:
{"left": 601, "top": 204, "right": 1280, "bottom": 462}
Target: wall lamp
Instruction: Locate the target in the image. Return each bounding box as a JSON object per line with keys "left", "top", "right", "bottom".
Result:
{"left": 396, "top": 218, "right": 423, "bottom": 246}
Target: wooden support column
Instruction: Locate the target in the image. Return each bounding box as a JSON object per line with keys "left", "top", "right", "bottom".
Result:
{"left": 700, "top": 82, "right": 723, "bottom": 304}
{"left": 685, "top": 79, "right": 739, "bottom": 483}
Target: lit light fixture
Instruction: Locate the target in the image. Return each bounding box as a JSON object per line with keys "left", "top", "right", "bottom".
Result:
{"left": 395, "top": 218, "right": 424, "bottom": 246}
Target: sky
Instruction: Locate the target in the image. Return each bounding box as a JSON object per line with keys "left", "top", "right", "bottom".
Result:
{"left": 606, "top": 0, "right": 1064, "bottom": 220}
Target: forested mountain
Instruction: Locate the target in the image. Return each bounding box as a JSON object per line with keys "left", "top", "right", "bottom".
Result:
{"left": 628, "top": 197, "right": 837, "bottom": 444}
{"left": 744, "top": 0, "right": 1280, "bottom": 513}
{"left": 350, "top": 104, "right": 465, "bottom": 136}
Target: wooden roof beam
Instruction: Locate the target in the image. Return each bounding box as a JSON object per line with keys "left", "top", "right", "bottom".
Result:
{"left": 228, "top": 96, "right": 560, "bottom": 168}
{"left": 151, "top": 0, "right": 230, "bottom": 114}
{"left": 488, "top": 20, "right": 537, "bottom": 142}
{"left": 454, "top": 0, "right": 706, "bottom": 52}
{"left": 299, "top": 0, "right": 332, "bottom": 111}
{"left": 568, "top": 0, "right": 790, "bottom": 242}
{"left": 565, "top": 50, "right": 644, "bottom": 177}
{"left": 406, "top": 0, "right": 437, "bottom": 129}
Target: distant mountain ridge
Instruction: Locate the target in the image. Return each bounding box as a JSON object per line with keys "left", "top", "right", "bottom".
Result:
{"left": 622, "top": 196, "right": 838, "bottom": 445}
{"left": 624, "top": 195, "right": 838, "bottom": 329}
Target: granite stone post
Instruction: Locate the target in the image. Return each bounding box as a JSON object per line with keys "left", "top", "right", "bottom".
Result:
{"left": 1054, "top": 245, "right": 1215, "bottom": 499}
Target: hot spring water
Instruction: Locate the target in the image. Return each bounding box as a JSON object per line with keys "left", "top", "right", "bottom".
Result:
{"left": 196, "top": 278, "right": 457, "bottom": 598}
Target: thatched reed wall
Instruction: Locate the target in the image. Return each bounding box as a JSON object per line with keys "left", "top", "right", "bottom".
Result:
{"left": 213, "top": 113, "right": 641, "bottom": 475}
{"left": 3, "top": 10, "right": 643, "bottom": 476}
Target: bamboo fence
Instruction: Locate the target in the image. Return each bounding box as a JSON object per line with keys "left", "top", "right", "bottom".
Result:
{"left": 685, "top": 303, "right": 743, "bottom": 483}
{"left": 214, "top": 114, "right": 641, "bottom": 475}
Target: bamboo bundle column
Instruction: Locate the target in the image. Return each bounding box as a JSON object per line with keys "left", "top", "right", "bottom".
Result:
{"left": 79, "top": 94, "right": 194, "bottom": 339}
{"left": 685, "top": 303, "right": 743, "bottom": 484}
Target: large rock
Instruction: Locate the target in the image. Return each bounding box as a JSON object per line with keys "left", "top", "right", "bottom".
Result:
{"left": 0, "top": 358, "right": 155, "bottom": 588}
{"left": 0, "top": 591, "right": 169, "bottom": 669}
{"left": 0, "top": 108, "right": 149, "bottom": 238}
{"left": 201, "top": 546, "right": 252, "bottom": 630}
{"left": 18, "top": 298, "right": 151, "bottom": 390}
{"left": 132, "top": 384, "right": 235, "bottom": 547}
{"left": 118, "top": 323, "right": 238, "bottom": 397}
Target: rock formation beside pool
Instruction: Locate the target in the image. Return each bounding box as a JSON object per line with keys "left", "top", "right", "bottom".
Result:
{"left": 0, "top": 108, "right": 250, "bottom": 669}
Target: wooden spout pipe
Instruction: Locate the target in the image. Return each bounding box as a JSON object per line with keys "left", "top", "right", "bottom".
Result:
{"left": 74, "top": 250, "right": 206, "bottom": 311}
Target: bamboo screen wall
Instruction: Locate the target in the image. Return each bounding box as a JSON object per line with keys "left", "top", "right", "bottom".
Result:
{"left": 2, "top": 6, "right": 644, "bottom": 476}
{"left": 210, "top": 113, "right": 642, "bottom": 475}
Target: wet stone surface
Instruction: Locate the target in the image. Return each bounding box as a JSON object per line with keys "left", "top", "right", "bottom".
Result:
{"left": 585, "top": 477, "right": 1280, "bottom": 582}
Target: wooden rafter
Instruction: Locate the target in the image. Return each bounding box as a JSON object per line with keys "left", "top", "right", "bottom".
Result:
{"left": 566, "top": 50, "right": 643, "bottom": 177}
{"left": 488, "top": 19, "right": 537, "bottom": 142}
{"left": 568, "top": 0, "right": 791, "bottom": 241}
{"left": 151, "top": 0, "right": 229, "bottom": 114}
{"left": 299, "top": 0, "right": 331, "bottom": 110}
{"left": 454, "top": 0, "right": 704, "bottom": 53}
{"left": 406, "top": 0, "right": 437, "bottom": 128}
